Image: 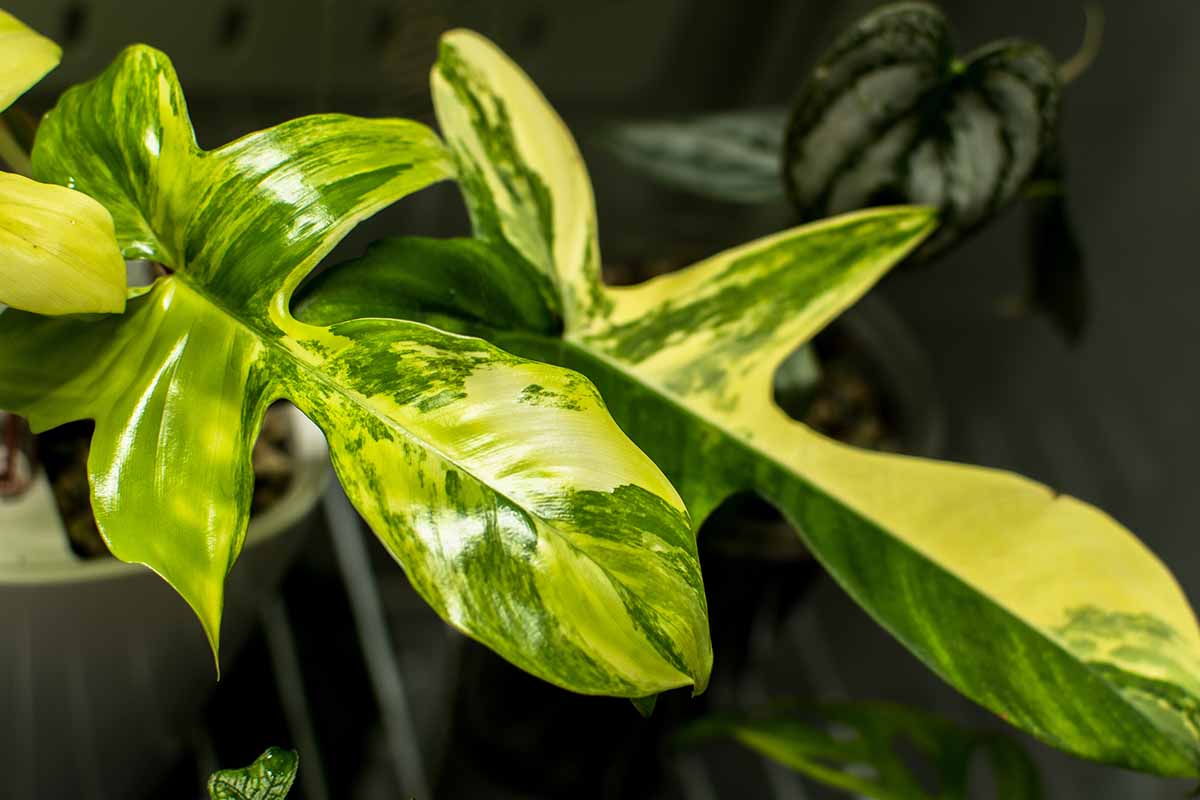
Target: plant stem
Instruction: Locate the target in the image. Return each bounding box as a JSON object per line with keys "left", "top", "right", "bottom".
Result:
{"left": 1059, "top": 6, "right": 1105, "bottom": 86}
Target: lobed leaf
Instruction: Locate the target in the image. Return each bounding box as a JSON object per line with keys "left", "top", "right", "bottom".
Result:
{"left": 0, "top": 44, "right": 712, "bottom": 697}
{"left": 298, "top": 29, "right": 1200, "bottom": 776}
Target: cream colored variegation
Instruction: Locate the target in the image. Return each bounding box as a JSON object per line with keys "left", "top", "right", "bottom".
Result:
{"left": 0, "top": 10, "right": 125, "bottom": 315}
{"left": 0, "top": 42, "right": 712, "bottom": 697}
{"left": 362, "top": 29, "right": 1200, "bottom": 776}
{"left": 431, "top": 29, "right": 603, "bottom": 329}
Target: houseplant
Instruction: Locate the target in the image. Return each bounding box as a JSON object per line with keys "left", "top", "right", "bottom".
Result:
{"left": 0, "top": 1, "right": 712, "bottom": 728}
{"left": 0, "top": 14, "right": 333, "bottom": 797}
{"left": 4, "top": 13, "right": 1200, "bottom": 799}
{"left": 0, "top": 12, "right": 713, "bottom": 797}
{"left": 296, "top": 28, "right": 1200, "bottom": 791}
{"left": 605, "top": 2, "right": 1093, "bottom": 341}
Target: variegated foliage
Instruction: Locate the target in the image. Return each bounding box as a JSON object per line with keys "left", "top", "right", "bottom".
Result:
{"left": 0, "top": 10, "right": 125, "bottom": 315}
{"left": 0, "top": 45, "right": 712, "bottom": 697}
{"left": 207, "top": 747, "right": 298, "bottom": 800}
{"left": 296, "top": 30, "right": 1200, "bottom": 777}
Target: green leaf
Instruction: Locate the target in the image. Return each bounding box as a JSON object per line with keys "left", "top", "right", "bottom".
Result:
{"left": 207, "top": 747, "right": 298, "bottom": 800}
{"left": 783, "top": 2, "right": 1060, "bottom": 259}
{"left": 604, "top": 108, "right": 788, "bottom": 204}
{"left": 0, "top": 10, "right": 126, "bottom": 315}
{"left": 1, "top": 44, "right": 712, "bottom": 698}
{"left": 298, "top": 29, "right": 1200, "bottom": 777}
{"left": 677, "top": 702, "right": 1041, "bottom": 800}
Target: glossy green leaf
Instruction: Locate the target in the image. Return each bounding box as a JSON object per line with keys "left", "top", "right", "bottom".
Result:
{"left": 299, "top": 30, "right": 1200, "bottom": 777}
{"left": 677, "top": 702, "right": 1041, "bottom": 800}
{"left": 783, "top": 2, "right": 1060, "bottom": 259}
{"left": 207, "top": 747, "right": 298, "bottom": 800}
{"left": 0, "top": 44, "right": 712, "bottom": 697}
{"left": 0, "top": 10, "right": 125, "bottom": 315}
{"left": 605, "top": 108, "right": 788, "bottom": 204}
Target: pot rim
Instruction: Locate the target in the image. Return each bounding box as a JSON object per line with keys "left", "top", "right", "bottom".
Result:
{"left": 0, "top": 403, "right": 330, "bottom": 585}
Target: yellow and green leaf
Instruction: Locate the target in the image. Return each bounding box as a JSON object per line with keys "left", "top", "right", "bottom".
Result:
{"left": 677, "top": 702, "right": 1041, "bottom": 800}
{"left": 0, "top": 10, "right": 125, "bottom": 315}
{"left": 0, "top": 10, "right": 59, "bottom": 112}
{"left": 297, "top": 29, "right": 1200, "bottom": 776}
{"left": 0, "top": 44, "right": 712, "bottom": 697}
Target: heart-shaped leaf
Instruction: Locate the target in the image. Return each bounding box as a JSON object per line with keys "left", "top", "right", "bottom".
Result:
{"left": 207, "top": 747, "right": 298, "bottom": 800}
{"left": 783, "top": 2, "right": 1059, "bottom": 258}
{"left": 298, "top": 29, "right": 1200, "bottom": 777}
{"left": 677, "top": 702, "right": 1041, "bottom": 800}
{"left": 0, "top": 10, "right": 125, "bottom": 315}
{"left": 0, "top": 44, "right": 711, "bottom": 697}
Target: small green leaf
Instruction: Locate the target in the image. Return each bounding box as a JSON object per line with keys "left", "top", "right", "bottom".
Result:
{"left": 783, "top": 2, "right": 1060, "bottom": 259}
{"left": 605, "top": 108, "right": 788, "bottom": 204}
{"left": 631, "top": 694, "right": 658, "bottom": 718}
{"left": 207, "top": 747, "right": 298, "bottom": 800}
{"left": 2, "top": 43, "right": 711, "bottom": 697}
{"left": 677, "top": 703, "right": 1041, "bottom": 800}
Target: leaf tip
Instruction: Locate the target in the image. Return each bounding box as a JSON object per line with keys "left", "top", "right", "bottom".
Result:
{"left": 631, "top": 694, "right": 658, "bottom": 717}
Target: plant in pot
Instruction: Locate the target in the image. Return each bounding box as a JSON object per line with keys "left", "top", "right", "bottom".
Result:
{"left": 6, "top": 13, "right": 1200, "bottom": 799}
{"left": 0, "top": 16, "right": 712, "bottom": 799}
{"left": 604, "top": 2, "right": 1095, "bottom": 343}
{"left": 292, "top": 29, "right": 1200, "bottom": 796}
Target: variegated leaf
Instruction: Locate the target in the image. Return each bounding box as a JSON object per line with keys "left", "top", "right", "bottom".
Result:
{"left": 0, "top": 44, "right": 712, "bottom": 697}
{"left": 782, "top": 2, "right": 1060, "bottom": 260}
{"left": 0, "top": 10, "right": 125, "bottom": 315}
{"left": 298, "top": 30, "right": 1200, "bottom": 776}
{"left": 207, "top": 747, "right": 298, "bottom": 800}
{"left": 677, "top": 702, "right": 1041, "bottom": 800}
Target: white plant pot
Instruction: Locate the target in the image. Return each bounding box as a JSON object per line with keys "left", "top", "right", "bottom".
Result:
{"left": 0, "top": 405, "right": 330, "bottom": 800}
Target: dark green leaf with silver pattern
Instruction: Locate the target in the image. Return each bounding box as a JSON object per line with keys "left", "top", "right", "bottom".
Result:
{"left": 783, "top": 2, "right": 1059, "bottom": 259}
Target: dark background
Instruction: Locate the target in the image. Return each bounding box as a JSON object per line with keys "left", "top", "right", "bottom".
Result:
{"left": 7, "top": 1, "right": 1198, "bottom": 797}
